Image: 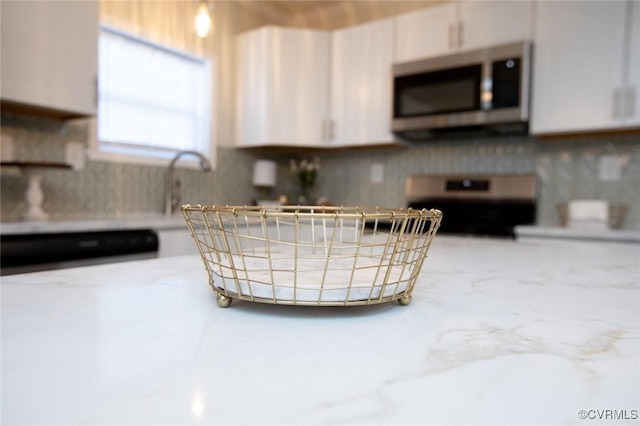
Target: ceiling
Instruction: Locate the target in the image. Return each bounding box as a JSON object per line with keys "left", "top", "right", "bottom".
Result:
{"left": 234, "top": 0, "right": 444, "bottom": 30}
{"left": 234, "top": 0, "right": 355, "bottom": 24}
{"left": 238, "top": 0, "right": 362, "bottom": 16}
{"left": 255, "top": 1, "right": 349, "bottom": 16}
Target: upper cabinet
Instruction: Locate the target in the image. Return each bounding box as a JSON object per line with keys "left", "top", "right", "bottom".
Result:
{"left": 236, "top": 22, "right": 397, "bottom": 148}
{"left": 394, "top": 3, "right": 458, "bottom": 63}
{"left": 0, "top": 1, "right": 98, "bottom": 119}
{"left": 331, "top": 18, "right": 395, "bottom": 147}
{"left": 458, "top": 1, "right": 533, "bottom": 52}
{"left": 630, "top": 1, "right": 640, "bottom": 126}
{"left": 394, "top": 1, "right": 532, "bottom": 63}
{"left": 531, "top": 0, "right": 640, "bottom": 134}
{"left": 235, "top": 26, "right": 331, "bottom": 147}
{"left": 235, "top": 1, "right": 640, "bottom": 146}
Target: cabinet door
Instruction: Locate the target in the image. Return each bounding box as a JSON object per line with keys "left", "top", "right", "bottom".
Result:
{"left": 235, "top": 27, "right": 330, "bottom": 147}
{"left": 267, "top": 28, "right": 331, "bottom": 146}
{"left": 0, "top": 1, "right": 98, "bottom": 117}
{"left": 626, "top": 0, "right": 640, "bottom": 126}
{"left": 458, "top": 1, "right": 532, "bottom": 51}
{"left": 331, "top": 19, "right": 395, "bottom": 146}
{"left": 235, "top": 29, "right": 268, "bottom": 147}
{"left": 531, "top": 1, "right": 627, "bottom": 134}
{"left": 394, "top": 3, "right": 458, "bottom": 63}
{"left": 157, "top": 229, "right": 198, "bottom": 258}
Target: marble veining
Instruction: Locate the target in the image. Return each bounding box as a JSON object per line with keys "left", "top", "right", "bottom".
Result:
{"left": 1, "top": 236, "right": 638, "bottom": 425}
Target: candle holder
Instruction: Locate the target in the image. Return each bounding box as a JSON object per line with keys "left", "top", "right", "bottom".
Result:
{"left": 1, "top": 161, "right": 72, "bottom": 221}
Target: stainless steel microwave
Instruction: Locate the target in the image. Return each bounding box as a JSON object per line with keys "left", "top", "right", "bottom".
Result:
{"left": 392, "top": 41, "right": 531, "bottom": 140}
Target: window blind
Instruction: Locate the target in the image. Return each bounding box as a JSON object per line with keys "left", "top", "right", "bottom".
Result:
{"left": 98, "top": 26, "right": 211, "bottom": 160}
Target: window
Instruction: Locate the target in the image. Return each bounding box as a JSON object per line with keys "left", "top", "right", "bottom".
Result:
{"left": 94, "top": 26, "right": 213, "bottom": 166}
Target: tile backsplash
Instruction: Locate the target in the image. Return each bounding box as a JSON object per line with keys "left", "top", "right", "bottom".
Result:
{"left": 314, "top": 134, "right": 639, "bottom": 230}
{"left": 1, "top": 112, "right": 638, "bottom": 230}
{"left": 0, "top": 113, "right": 260, "bottom": 221}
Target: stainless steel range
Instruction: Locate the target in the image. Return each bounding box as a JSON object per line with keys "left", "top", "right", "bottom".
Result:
{"left": 405, "top": 174, "right": 537, "bottom": 238}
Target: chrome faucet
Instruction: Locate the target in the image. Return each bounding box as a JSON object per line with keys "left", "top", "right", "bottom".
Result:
{"left": 165, "top": 150, "right": 211, "bottom": 216}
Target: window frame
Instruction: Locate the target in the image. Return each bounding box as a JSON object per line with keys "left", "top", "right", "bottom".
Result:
{"left": 89, "top": 25, "right": 216, "bottom": 169}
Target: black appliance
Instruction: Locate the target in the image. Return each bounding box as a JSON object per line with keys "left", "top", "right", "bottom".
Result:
{"left": 1, "top": 229, "right": 159, "bottom": 275}
{"left": 392, "top": 41, "right": 531, "bottom": 140}
{"left": 405, "top": 174, "right": 537, "bottom": 238}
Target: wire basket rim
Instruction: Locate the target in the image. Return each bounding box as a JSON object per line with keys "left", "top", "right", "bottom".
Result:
{"left": 181, "top": 204, "right": 442, "bottom": 220}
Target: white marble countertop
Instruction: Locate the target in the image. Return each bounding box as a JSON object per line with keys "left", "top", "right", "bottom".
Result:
{"left": 0, "top": 213, "right": 187, "bottom": 235}
{"left": 2, "top": 236, "right": 638, "bottom": 425}
{"left": 515, "top": 225, "right": 640, "bottom": 244}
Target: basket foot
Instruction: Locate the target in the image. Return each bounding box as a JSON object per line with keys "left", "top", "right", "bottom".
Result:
{"left": 216, "top": 293, "right": 232, "bottom": 308}
{"left": 398, "top": 294, "right": 412, "bottom": 306}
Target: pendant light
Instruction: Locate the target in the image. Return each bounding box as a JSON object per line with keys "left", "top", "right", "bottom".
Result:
{"left": 195, "top": 1, "right": 212, "bottom": 38}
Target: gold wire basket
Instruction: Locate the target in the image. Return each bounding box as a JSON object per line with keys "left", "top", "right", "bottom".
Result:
{"left": 181, "top": 205, "right": 442, "bottom": 308}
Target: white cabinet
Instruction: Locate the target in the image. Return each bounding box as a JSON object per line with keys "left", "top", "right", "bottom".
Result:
{"left": 157, "top": 229, "right": 198, "bottom": 258}
{"left": 531, "top": 1, "right": 639, "bottom": 134}
{"left": 236, "top": 22, "right": 397, "bottom": 149}
{"left": 235, "top": 26, "right": 331, "bottom": 147}
{"left": 395, "top": 3, "right": 458, "bottom": 63}
{"left": 394, "top": 1, "right": 532, "bottom": 63}
{"left": 0, "top": 1, "right": 98, "bottom": 118}
{"left": 458, "top": 1, "right": 533, "bottom": 52}
{"left": 626, "top": 0, "right": 640, "bottom": 127}
{"left": 331, "top": 18, "right": 395, "bottom": 147}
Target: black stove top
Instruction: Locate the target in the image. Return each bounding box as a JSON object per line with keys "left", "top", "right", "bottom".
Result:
{"left": 406, "top": 174, "right": 537, "bottom": 238}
